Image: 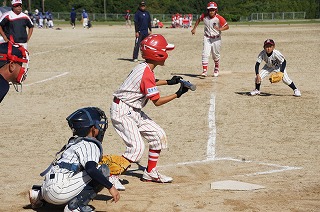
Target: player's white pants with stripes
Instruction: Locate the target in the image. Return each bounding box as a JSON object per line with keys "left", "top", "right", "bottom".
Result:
{"left": 259, "top": 65, "right": 293, "bottom": 85}
{"left": 110, "top": 100, "right": 168, "bottom": 162}
{"left": 41, "top": 167, "right": 92, "bottom": 205}
{"left": 202, "top": 36, "right": 221, "bottom": 67}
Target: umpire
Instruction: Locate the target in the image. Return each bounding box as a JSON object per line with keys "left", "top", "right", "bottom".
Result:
{"left": 132, "top": 1, "right": 152, "bottom": 62}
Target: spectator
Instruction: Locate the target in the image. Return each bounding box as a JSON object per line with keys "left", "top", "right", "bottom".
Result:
{"left": 0, "top": 0, "right": 34, "bottom": 49}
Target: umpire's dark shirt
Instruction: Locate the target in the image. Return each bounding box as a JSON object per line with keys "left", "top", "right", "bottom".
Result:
{"left": 0, "top": 74, "right": 9, "bottom": 103}
{"left": 134, "top": 8, "right": 151, "bottom": 36}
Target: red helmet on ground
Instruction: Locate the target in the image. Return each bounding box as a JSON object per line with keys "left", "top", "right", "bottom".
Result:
{"left": 140, "top": 34, "right": 174, "bottom": 62}
{"left": 207, "top": 2, "right": 218, "bottom": 9}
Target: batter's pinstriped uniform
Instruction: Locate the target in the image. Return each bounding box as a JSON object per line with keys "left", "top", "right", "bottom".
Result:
{"left": 256, "top": 49, "right": 292, "bottom": 85}
{"left": 41, "top": 138, "right": 102, "bottom": 205}
{"left": 110, "top": 62, "right": 167, "bottom": 162}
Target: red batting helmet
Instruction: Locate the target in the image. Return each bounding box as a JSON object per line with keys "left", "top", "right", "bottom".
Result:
{"left": 140, "top": 34, "right": 174, "bottom": 62}
{"left": 207, "top": 2, "right": 218, "bottom": 9}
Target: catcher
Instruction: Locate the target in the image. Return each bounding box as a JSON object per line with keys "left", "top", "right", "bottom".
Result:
{"left": 250, "top": 39, "right": 301, "bottom": 97}
{"left": 28, "top": 107, "right": 121, "bottom": 211}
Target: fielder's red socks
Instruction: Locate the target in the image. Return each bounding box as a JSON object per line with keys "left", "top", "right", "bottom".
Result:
{"left": 147, "top": 149, "right": 161, "bottom": 172}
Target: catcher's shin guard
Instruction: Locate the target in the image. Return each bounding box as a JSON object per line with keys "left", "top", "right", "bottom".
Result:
{"left": 66, "top": 186, "right": 97, "bottom": 211}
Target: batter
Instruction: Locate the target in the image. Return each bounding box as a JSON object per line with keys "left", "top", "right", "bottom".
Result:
{"left": 110, "top": 34, "right": 189, "bottom": 188}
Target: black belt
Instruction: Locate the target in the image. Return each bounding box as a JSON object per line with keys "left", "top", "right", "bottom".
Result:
{"left": 113, "top": 97, "right": 120, "bottom": 104}
{"left": 206, "top": 35, "right": 220, "bottom": 39}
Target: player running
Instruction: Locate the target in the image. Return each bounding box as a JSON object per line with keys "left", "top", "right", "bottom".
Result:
{"left": 110, "top": 34, "right": 189, "bottom": 189}
{"left": 191, "top": 1, "right": 229, "bottom": 77}
{"left": 28, "top": 107, "right": 120, "bottom": 211}
{"left": 250, "top": 39, "right": 301, "bottom": 97}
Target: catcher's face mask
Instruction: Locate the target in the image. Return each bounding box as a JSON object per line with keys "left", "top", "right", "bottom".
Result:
{"left": 0, "top": 42, "right": 29, "bottom": 85}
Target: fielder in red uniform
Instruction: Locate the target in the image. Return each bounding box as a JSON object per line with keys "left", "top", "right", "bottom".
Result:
{"left": 110, "top": 34, "right": 189, "bottom": 189}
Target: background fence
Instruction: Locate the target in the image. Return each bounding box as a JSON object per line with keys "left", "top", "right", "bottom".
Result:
{"left": 50, "top": 12, "right": 307, "bottom": 22}
{"left": 241, "top": 12, "right": 306, "bottom": 21}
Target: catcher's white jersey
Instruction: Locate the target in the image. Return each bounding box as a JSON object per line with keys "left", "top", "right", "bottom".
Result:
{"left": 41, "top": 138, "right": 101, "bottom": 205}
{"left": 256, "top": 49, "right": 285, "bottom": 70}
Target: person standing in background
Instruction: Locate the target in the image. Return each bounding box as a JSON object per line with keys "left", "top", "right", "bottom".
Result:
{"left": 191, "top": 2, "right": 229, "bottom": 77}
{"left": 0, "top": 0, "right": 34, "bottom": 49}
{"left": 70, "top": 7, "right": 76, "bottom": 29}
{"left": 82, "top": 9, "right": 89, "bottom": 29}
{"left": 132, "top": 1, "right": 151, "bottom": 62}
{"left": 125, "top": 10, "right": 131, "bottom": 28}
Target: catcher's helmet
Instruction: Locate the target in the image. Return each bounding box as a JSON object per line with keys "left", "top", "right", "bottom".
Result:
{"left": 140, "top": 34, "right": 174, "bottom": 62}
{"left": 207, "top": 2, "right": 218, "bottom": 9}
{"left": 66, "top": 107, "right": 108, "bottom": 142}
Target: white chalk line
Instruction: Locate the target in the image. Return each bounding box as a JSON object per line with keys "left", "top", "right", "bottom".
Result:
{"left": 32, "top": 41, "right": 94, "bottom": 56}
{"left": 24, "top": 72, "right": 69, "bottom": 87}
{"left": 159, "top": 94, "right": 302, "bottom": 176}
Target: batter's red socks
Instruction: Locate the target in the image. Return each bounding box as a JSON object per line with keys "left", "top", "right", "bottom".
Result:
{"left": 147, "top": 149, "right": 161, "bottom": 172}
{"left": 202, "top": 65, "right": 208, "bottom": 72}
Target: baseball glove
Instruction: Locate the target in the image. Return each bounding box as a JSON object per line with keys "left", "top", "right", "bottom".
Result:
{"left": 99, "top": 155, "right": 131, "bottom": 175}
{"left": 269, "top": 72, "right": 284, "bottom": 83}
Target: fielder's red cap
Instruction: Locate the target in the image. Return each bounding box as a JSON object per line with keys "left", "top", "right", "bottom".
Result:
{"left": 264, "top": 39, "right": 275, "bottom": 46}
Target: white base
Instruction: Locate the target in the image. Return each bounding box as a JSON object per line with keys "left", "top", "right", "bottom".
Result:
{"left": 210, "top": 180, "right": 265, "bottom": 191}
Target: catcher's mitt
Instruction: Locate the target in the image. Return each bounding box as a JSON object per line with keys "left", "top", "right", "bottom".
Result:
{"left": 269, "top": 72, "right": 284, "bottom": 83}
{"left": 100, "top": 155, "right": 131, "bottom": 175}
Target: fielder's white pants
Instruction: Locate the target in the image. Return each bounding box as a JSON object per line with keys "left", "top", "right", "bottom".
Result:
{"left": 83, "top": 18, "right": 88, "bottom": 27}
{"left": 202, "top": 36, "right": 221, "bottom": 67}
{"left": 259, "top": 65, "right": 293, "bottom": 85}
{"left": 110, "top": 100, "right": 168, "bottom": 162}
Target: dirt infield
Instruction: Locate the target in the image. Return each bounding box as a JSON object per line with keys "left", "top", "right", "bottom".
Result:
{"left": 0, "top": 23, "right": 319, "bottom": 211}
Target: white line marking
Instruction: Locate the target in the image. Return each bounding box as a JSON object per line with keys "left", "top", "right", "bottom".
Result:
{"left": 24, "top": 72, "right": 69, "bottom": 87}
{"left": 159, "top": 157, "right": 302, "bottom": 176}
{"left": 159, "top": 89, "right": 303, "bottom": 177}
{"left": 33, "top": 41, "right": 93, "bottom": 56}
{"left": 207, "top": 94, "right": 216, "bottom": 159}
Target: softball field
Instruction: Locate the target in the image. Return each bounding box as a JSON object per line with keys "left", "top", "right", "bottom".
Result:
{"left": 0, "top": 23, "right": 319, "bottom": 211}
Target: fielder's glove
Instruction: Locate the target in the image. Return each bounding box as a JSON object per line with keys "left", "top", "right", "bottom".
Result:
{"left": 175, "top": 82, "right": 189, "bottom": 98}
{"left": 167, "top": 76, "right": 183, "bottom": 85}
{"left": 269, "top": 72, "right": 284, "bottom": 83}
{"left": 99, "top": 155, "right": 131, "bottom": 175}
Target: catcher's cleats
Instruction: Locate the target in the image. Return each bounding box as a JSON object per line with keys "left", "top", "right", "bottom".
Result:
{"left": 29, "top": 189, "right": 44, "bottom": 209}
{"left": 141, "top": 168, "right": 173, "bottom": 183}
{"left": 269, "top": 72, "right": 284, "bottom": 83}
